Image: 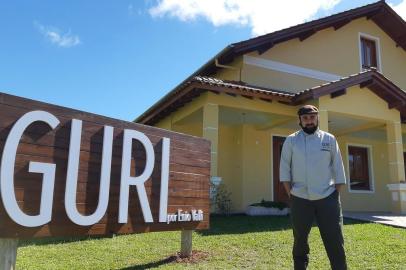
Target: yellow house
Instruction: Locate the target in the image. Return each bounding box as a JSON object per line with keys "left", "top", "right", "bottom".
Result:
{"left": 136, "top": 1, "right": 406, "bottom": 214}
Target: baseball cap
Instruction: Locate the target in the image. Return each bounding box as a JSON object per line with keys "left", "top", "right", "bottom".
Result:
{"left": 297, "top": 105, "right": 319, "bottom": 116}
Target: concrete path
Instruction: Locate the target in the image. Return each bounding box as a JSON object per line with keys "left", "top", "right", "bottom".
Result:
{"left": 343, "top": 211, "right": 406, "bottom": 228}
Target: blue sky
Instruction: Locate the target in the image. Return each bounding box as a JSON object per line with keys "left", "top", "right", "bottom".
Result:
{"left": 1, "top": 0, "right": 405, "bottom": 121}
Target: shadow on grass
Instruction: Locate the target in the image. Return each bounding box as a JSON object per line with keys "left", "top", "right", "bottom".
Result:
{"left": 117, "top": 216, "right": 369, "bottom": 269}
{"left": 197, "top": 214, "right": 370, "bottom": 236}
{"left": 119, "top": 256, "right": 177, "bottom": 270}
{"left": 18, "top": 215, "right": 369, "bottom": 248}
{"left": 343, "top": 218, "right": 370, "bottom": 226}
{"left": 197, "top": 214, "right": 292, "bottom": 236}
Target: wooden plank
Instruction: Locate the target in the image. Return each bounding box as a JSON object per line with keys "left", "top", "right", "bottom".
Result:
{"left": 0, "top": 220, "right": 210, "bottom": 238}
{"left": 0, "top": 91, "right": 211, "bottom": 238}
{"left": 0, "top": 102, "right": 210, "bottom": 150}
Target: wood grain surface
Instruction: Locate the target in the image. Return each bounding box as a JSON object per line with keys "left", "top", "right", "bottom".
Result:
{"left": 0, "top": 93, "right": 211, "bottom": 238}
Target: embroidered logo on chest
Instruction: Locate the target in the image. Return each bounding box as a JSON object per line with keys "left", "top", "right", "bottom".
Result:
{"left": 321, "top": 142, "right": 330, "bottom": 151}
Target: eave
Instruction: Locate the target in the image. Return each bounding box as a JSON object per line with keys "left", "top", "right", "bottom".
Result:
{"left": 136, "top": 70, "right": 406, "bottom": 125}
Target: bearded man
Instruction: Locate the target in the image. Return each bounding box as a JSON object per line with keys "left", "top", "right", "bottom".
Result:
{"left": 279, "top": 105, "right": 347, "bottom": 270}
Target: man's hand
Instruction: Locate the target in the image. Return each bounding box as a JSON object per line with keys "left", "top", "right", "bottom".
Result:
{"left": 283, "top": 182, "right": 291, "bottom": 198}
{"left": 335, "top": 184, "right": 345, "bottom": 193}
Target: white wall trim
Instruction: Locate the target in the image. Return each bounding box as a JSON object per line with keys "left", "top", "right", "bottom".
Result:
{"left": 358, "top": 32, "right": 383, "bottom": 72}
{"left": 243, "top": 55, "right": 342, "bottom": 82}
{"left": 270, "top": 134, "right": 288, "bottom": 202}
{"left": 345, "top": 143, "right": 376, "bottom": 194}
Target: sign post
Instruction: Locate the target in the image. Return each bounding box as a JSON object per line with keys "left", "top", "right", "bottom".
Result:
{"left": 0, "top": 92, "right": 210, "bottom": 267}
{"left": 0, "top": 239, "right": 18, "bottom": 270}
{"left": 180, "top": 230, "right": 193, "bottom": 257}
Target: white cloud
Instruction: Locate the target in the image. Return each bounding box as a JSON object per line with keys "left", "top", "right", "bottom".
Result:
{"left": 34, "top": 21, "right": 81, "bottom": 48}
{"left": 128, "top": 4, "right": 135, "bottom": 15}
{"left": 390, "top": 0, "right": 406, "bottom": 20}
{"left": 149, "top": 0, "right": 341, "bottom": 36}
{"left": 129, "top": 4, "right": 144, "bottom": 16}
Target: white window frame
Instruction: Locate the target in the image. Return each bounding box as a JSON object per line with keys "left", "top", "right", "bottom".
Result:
{"left": 358, "top": 32, "right": 383, "bottom": 72}
{"left": 346, "top": 143, "right": 375, "bottom": 194}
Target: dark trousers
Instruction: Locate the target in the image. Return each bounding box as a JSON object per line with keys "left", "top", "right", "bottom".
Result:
{"left": 290, "top": 190, "right": 347, "bottom": 270}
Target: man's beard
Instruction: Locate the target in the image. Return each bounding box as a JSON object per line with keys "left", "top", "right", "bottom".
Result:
{"left": 300, "top": 122, "right": 318, "bottom": 134}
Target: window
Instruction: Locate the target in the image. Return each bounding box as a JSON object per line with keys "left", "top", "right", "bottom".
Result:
{"left": 360, "top": 37, "right": 378, "bottom": 70}
{"left": 348, "top": 146, "right": 371, "bottom": 191}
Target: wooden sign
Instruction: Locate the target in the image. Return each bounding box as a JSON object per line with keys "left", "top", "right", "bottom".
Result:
{"left": 0, "top": 93, "right": 210, "bottom": 238}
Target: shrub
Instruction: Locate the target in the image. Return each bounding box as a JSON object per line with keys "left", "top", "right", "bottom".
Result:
{"left": 213, "top": 183, "right": 232, "bottom": 215}
{"left": 250, "top": 199, "right": 288, "bottom": 210}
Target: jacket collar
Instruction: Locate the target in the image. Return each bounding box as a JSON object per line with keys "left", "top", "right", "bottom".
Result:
{"left": 299, "top": 127, "right": 321, "bottom": 137}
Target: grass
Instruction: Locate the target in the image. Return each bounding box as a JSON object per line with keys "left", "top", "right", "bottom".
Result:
{"left": 16, "top": 215, "right": 406, "bottom": 269}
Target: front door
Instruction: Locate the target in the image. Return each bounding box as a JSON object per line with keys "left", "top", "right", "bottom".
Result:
{"left": 273, "top": 136, "right": 290, "bottom": 204}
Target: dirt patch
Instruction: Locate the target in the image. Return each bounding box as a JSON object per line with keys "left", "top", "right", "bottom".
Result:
{"left": 169, "top": 250, "right": 210, "bottom": 264}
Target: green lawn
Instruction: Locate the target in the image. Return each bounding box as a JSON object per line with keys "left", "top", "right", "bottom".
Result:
{"left": 17, "top": 215, "right": 406, "bottom": 269}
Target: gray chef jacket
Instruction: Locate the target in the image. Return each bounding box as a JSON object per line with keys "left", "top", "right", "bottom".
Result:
{"left": 279, "top": 128, "right": 346, "bottom": 200}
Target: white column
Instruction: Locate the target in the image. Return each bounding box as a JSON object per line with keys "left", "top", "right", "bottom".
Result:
{"left": 203, "top": 103, "right": 219, "bottom": 176}
{"left": 386, "top": 120, "right": 406, "bottom": 214}
{"left": 318, "top": 110, "right": 329, "bottom": 132}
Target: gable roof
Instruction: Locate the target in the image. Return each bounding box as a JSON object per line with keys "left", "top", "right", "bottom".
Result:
{"left": 136, "top": 70, "right": 406, "bottom": 125}
{"left": 136, "top": 76, "right": 295, "bottom": 125}
{"left": 198, "top": 0, "right": 406, "bottom": 76}
{"left": 136, "top": 1, "right": 406, "bottom": 125}
{"left": 294, "top": 69, "right": 406, "bottom": 115}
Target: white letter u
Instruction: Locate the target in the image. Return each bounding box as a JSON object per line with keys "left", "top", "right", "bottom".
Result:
{"left": 65, "top": 119, "right": 114, "bottom": 226}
